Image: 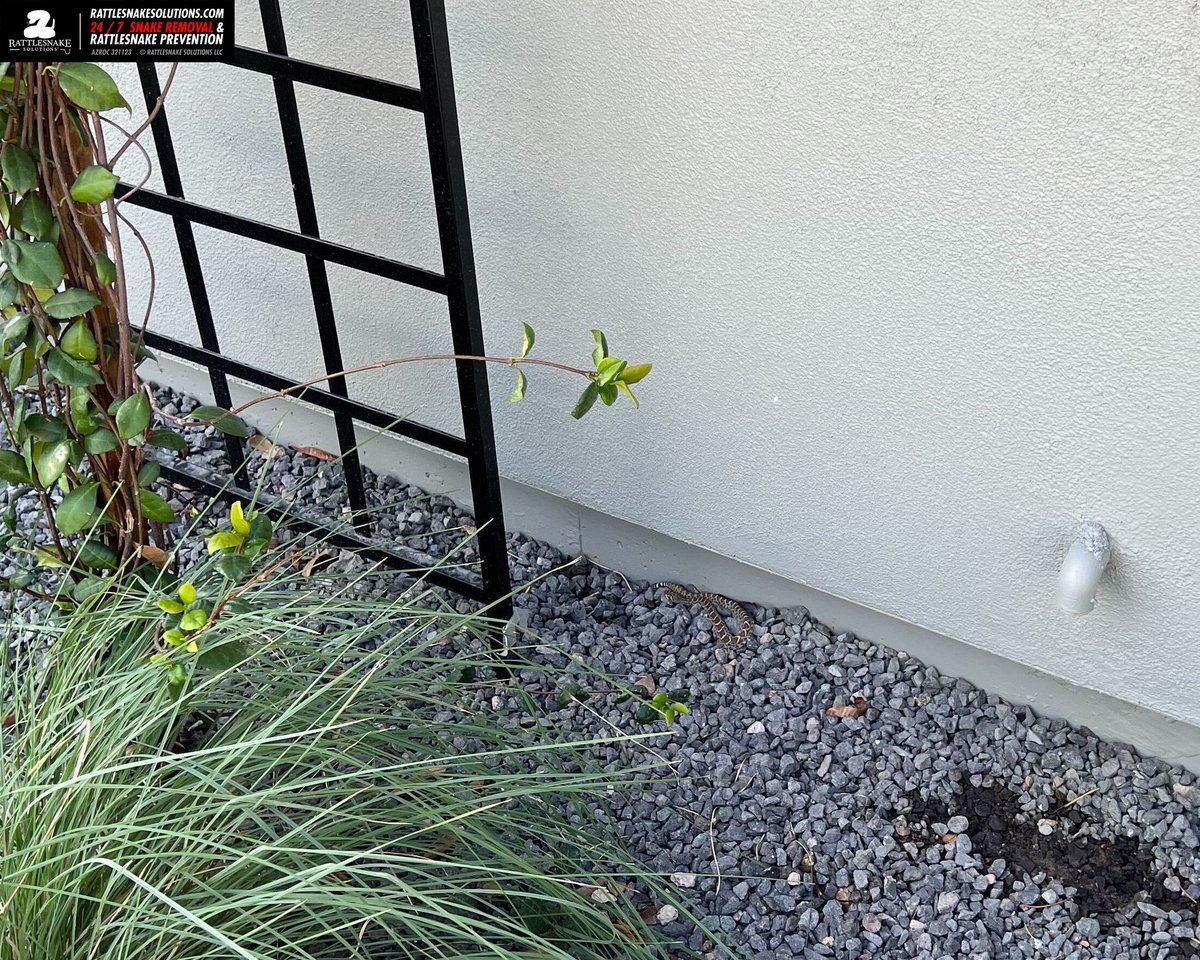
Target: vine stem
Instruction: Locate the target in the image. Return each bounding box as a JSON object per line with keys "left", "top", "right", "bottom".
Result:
{"left": 109, "top": 63, "right": 177, "bottom": 167}
{"left": 155, "top": 354, "right": 596, "bottom": 426}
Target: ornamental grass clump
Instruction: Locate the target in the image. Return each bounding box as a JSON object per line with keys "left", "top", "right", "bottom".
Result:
{"left": 0, "top": 549, "right": 677, "bottom": 960}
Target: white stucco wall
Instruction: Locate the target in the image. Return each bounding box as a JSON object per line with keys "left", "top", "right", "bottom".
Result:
{"left": 112, "top": 1, "right": 1200, "bottom": 735}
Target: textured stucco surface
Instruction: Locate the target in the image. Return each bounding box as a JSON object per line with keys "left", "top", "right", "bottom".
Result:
{"left": 114, "top": 1, "right": 1200, "bottom": 730}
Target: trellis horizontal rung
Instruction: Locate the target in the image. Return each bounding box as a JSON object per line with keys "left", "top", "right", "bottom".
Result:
{"left": 115, "top": 183, "right": 447, "bottom": 294}
{"left": 228, "top": 47, "right": 424, "bottom": 111}
{"left": 156, "top": 463, "right": 487, "bottom": 599}
{"left": 143, "top": 330, "right": 470, "bottom": 457}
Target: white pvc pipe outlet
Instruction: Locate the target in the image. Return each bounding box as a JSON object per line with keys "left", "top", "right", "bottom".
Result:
{"left": 1057, "top": 521, "right": 1112, "bottom": 615}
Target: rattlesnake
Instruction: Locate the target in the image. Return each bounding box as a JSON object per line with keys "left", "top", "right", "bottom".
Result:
{"left": 656, "top": 581, "right": 756, "bottom": 648}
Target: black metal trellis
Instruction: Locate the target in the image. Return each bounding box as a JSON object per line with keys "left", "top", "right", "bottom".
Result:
{"left": 116, "top": 0, "right": 513, "bottom": 621}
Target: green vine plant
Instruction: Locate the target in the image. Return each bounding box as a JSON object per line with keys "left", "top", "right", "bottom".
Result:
{"left": 165, "top": 321, "right": 653, "bottom": 434}
{"left": 0, "top": 59, "right": 651, "bottom": 601}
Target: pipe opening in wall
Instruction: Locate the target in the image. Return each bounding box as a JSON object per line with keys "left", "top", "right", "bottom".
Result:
{"left": 1057, "top": 521, "right": 1111, "bottom": 616}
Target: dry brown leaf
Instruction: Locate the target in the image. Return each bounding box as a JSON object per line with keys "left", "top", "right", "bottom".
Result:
{"left": 639, "top": 905, "right": 660, "bottom": 924}
{"left": 248, "top": 434, "right": 282, "bottom": 457}
{"left": 139, "top": 544, "right": 169, "bottom": 567}
{"left": 462, "top": 522, "right": 477, "bottom": 535}
{"left": 611, "top": 920, "right": 641, "bottom": 943}
{"left": 942, "top": 833, "right": 959, "bottom": 844}
{"left": 2, "top": 713, "right": 14, "bottom": 730}
{"left": 296, "top": 445, "right": 337, "bottom": 462}
{"left": 825, "top": 696, "right": 868, "bottom": 720}
{"left": 300, "top": 550, "right": 334, "bottom": 578}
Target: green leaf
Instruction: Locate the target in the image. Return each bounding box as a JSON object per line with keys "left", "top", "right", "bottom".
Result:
{"left": 668, "top": 688, "right": 691, "bottom": 704}
{"left": 0, "top": 272, "right": 18, "bottom": 308}
{"left": 615, "top": 380, "right": 639, "bottom": 409}
{"left": 178, "top": 582, "right": 197, "bottom": 604}
{"left": 616, "top": 362, "right": 652, "bottom": 385}
{"left": 146, "top": 428, "right": 187, "bottom": 453}
{"left": 137, "top": 488, "right": 175, "bottom": 523}
{"left": 13, "top": 193, "right": 54, "bottom": 239}
{"left": 508, "top": 368, "right": 526, "bottom": 403}
{"left": 61, "top": 319, "right": 100, "bottom": 362}
{"left": 598, "top": 382, "right": 618, "bottom": 406}
{"left": 1, "top": 145, "right": 37, "bottom": 194}
{"left": 137, "top": 461, "right": 160, "bottom": 487}
{"left": 56, "top": 63, "right": 130, "bottom": 113}
{"left": 207, "top": 530, "right": 244, "bottom": 553}
{"left": 213, "top": 552, "right": 252, "bottom": 581}
{"left": 24, "top": 413, "right": 67, "bottom": 441}
{"left": 594, "top": 356, "right": 627, "bottom": 386}
{"left": 198, "top": 638, "right": 251, "bottom": 671}
{"left": 1, "top": 312, "right": 30, "bottom": 346}
{"left": 56, "top": 481, "right": 99, "bottom": 535}
{"left": 570, "top": 382, "right": 599, "bottom": 420}
{"left": 519, "top": 321, "right": 535, "bottom": 359}
{"left": 0, "top": 449, "right": 29, "bottom": 484}
{"left": 68, "top": 388, "right": 96, "bottom": 435}
{"left": 3, "top": 239, "right": 65, "bottom": 288}
{"left": 189, "top": 405, "right": 249, "bottom": 438}
{"left": 46, "top": 288, "right": 102, "bottom": 320}
{"left": 634, "top": 703, "right": 657, "bottom": 725}
{"left": 230, "top": 501, "right": 250, "bottom": 536}
{"left": 34, "top": 546, "right": 67, "bottom": 568}
{"left": 82, "top": 428, "right": 119, "bottom": 455}
{"left": 35, "top": 440, "right": 71, "bottom": 485}
{"left": 94, "top": 251, "right": 117, "bottom": 285}
{"left": 115, "top": 393, "right": 151, "bottom": 440}
{"left": 590, "top": 329, "right": 608, "bottom": 365}
{"left": 6, "top": 347, "right": 29, "bottom": 388}
{"left": 73, "top": 576, "right": 110, "bottom": 603}
{"left": 77, "top": 538, "right": 118, "bottom": 569}
{"left": 47, "top": 348, "right": 102, "bottom": 386}
{"left": 556, "top": 682, "right": 590, "bottom": 707}
{"left": 70, "top": 165, "right": 119, "bottom": 204}
{"left": 244, "top": 513, "right": 273, "bottom": 557}
{"left": 179, "top": 609, "right": 207, "bottom": 631}
{"left": 452, "top": 664, "right": 476, "bottom": 684}
{"left": 157, "top": 597, "right": 184, "bottom": 615}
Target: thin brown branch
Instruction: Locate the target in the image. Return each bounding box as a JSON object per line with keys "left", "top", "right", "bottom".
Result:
{"left": 110, "top": 63, "right": 176, "bottom": 167}
{"left": 149, "top": 354, "right": 594, "bottom": 428}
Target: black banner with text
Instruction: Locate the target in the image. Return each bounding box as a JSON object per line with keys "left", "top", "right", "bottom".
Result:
{"left": 2, "top": 4, "right": 233, "bottom": 61}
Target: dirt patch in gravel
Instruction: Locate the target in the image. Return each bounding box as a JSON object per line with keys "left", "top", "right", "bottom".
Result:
{"left": 905, "top": 782, "right": 1197, "bottom": 935}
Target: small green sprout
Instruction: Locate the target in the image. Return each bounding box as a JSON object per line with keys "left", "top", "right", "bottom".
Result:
{"left": 633, "top": 688, "right": 691, "bottom": 728}
{"left": 206, "top": 501, "right": 275, "bottom": 580}
{"left": 505, "top": 323, "right": 652, "bottom": 419}
{"left": 151, "top": 579, "right": 208, "bottom": 684}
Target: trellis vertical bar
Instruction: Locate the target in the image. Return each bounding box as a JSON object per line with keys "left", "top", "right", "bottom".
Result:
{"left": 136, "top": 63, "right": 247, "bottom": 481}
{"left": 258, "top": 0, "right": 371, "bottom": 532}
{"left": 410, "top": 0, "right": 513, "bottom": 621}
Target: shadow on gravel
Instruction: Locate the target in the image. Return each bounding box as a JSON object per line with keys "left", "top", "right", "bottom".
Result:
{"left": 904, "top": 782, "right": 1198, "bottom": 955}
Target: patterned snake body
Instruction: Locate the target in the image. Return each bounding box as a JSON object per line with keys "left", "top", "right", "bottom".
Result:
{"left": 657, "top": 581, "right": 756, "bottom": 648}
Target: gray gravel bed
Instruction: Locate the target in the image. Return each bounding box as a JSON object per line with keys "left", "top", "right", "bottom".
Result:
{"left": 6, "top": 383, "right": 1200, "bottom": 960}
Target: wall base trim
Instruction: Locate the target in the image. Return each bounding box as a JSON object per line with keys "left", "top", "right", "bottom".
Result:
{"left": 149, "top": 356, "right": 1200, "bottom": 774}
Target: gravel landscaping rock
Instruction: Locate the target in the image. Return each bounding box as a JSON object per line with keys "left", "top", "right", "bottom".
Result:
{"left": 5, "top": 382, "right": 1200, "bottom": 959}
